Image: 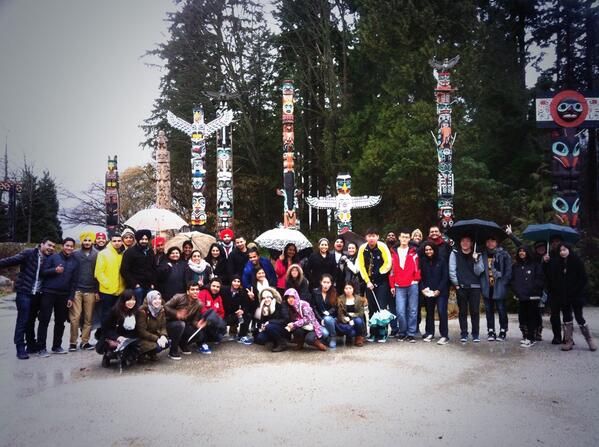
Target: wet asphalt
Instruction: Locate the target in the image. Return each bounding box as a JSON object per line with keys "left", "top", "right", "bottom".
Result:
{"left": 1, "top": 294, "right": 598, "bottom": 447}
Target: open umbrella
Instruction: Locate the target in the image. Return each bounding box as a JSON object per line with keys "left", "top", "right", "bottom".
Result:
{"left": 255, "top": 228, "right": 312, "bottom": 251}
{"left": 366, "top": 289, "right": 396, "bottom": 327}
{"left": 114, "top": 337, "right": 140, "bottom": 374}
{"left": 448, "top": 219, "right": 507, "bottom": 247}
{"left": 522, "top": 223, "right": 580, "bottom": 244}
{"left": 166, "top": 231, "right": 216, "bottom": 258}
{"left": 124, "top": 208, "right": 188, "bottom": 232}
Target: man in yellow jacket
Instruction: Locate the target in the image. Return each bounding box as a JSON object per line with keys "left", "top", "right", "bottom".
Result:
{"left": 94, "top": 234, "right": 125, "bottom": 324}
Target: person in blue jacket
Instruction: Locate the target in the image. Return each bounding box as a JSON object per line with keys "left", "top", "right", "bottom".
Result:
{"left": 0, "top": 236, "right": 56, "bottom": 359}
{"left": 242, "top": 247, "right": 276, "bottom": 289}
{"left": 37, "top": 237, "right": 80, "bottom": 357}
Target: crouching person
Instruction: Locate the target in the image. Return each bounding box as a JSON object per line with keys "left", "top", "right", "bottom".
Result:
{"left": 164, "top": 282, "right": 205, "bottom": 360}
{"left": 254, "top": 288, "right": 289, "bottom": 352}
{"left": 97, "top": 289, "right": 140, "bottom": 368}
{"left": 336, "top": 281, "right": 367, "bottom": 347}
{"left": 196, "top": 278, "right": 227, "bottom": 354}
{"left": 136, "top": 290, "right": 169, "bottom": 361}
{"left": 222, "top": 275, "right": 252, "bottom": 344}
{"left": 283, "top": 288, "right": 328, "bottom": 351}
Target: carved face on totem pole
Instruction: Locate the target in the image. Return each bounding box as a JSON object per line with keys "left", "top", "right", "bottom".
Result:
{"left": 192, "top": 176, "right": 204, "bottom": 191}
{"left": 191, "top": 159, "right": 205, "bottom": 175}
{"left": 552, "top": 191, "right": 579, "bottom": 227}
{"left": 551, "top": 130, "right": 582, "bottom": 191}
{"left": 436, "top": 71, "right": 452, "bottom": 91}
{"left": 283, "top": 152, "right": 295, "bottom": 172}
{"left": 438, "top": 204, "right": 454, "bottom": 229}
{"left": 336, "top": 174, "right": 351, "bottom": 195}
{"left": 556, "top": 97, "right": 584, "bottom": 123}
{"left": 283, "top": 101, "right": 293, "bottom": 116}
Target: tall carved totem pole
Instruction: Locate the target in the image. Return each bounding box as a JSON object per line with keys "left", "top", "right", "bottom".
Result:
{"left": 204, "top": 86, "right": 238, "bottom": 230}
{"left": 536, "top": 89, "right": 598, "bottom": 227}
{"left": 105, "top": 156, "right": 119, "bottom": 233}
{"left": 154, "top": 130, "right": 171, "bottom": 209}
{"left": 276, "top": 80, "right": 301, "bottom": 228}
{"left": 167, "top": 106, "right": 233, "bottom": 232}
{"left": 429, "top": 56, "right": 459, "bottom": 233}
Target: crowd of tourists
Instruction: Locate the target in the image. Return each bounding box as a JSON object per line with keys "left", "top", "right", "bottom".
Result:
{"left": 0, "top": 224, "right": 595, "bottom": 368}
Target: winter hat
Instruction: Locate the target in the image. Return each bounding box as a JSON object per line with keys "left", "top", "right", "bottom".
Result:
{"left": 134, "top": 229, "right": 152, "bottom": 242}
{"left": 95, "top": 232, "right": 107, "bottom": 240}
{"left": 219, "top": 228, "right": 234, "bottom": 240}
{"left": 79, "top": 231, "right": 96, "bottom": 243}
{"left": 152, "top": 236, "right": 166, "bottom": 248}
{"left": 121, "top": 228, "right": 135, "bottom": 239}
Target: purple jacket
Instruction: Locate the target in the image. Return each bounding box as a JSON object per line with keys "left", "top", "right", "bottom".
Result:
{"left": 285, "top": 288, "right": 323, "bottom": 338}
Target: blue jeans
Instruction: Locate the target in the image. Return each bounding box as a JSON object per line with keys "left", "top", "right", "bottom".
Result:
{"left": 14, "top": 292, "right": 33, "bottom": 347}
{"left": 134, "top": 287, "right": 151, "bottom": 308}
{"left": 424, "top": 295, "right": 449, "bottom": 338}
{"left": 395, "top": 284, "right": 419, "bottom": 337}
{"left": 483, "top": 297, "right": 508, "bottom": 333}
{"left": 336, "top": 317, "right": 365, "bottom": 339}
{"left": 99, "top": 292, "right": 118, "bottom": 325}
{"left": 322, "top": 316, "right": 336, "bottom": 338}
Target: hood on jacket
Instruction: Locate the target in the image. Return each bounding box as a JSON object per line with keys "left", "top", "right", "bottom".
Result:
{"left": 283, "top": 287, "right": 302, "bottom": 311}
{"left": 285, "top": 263, "right": 305, "bottom": 284}
{"left": 259, "top": 287, "right": 282, "bottom": 304}
{"left": 515, "top": 245, "right": 534, "bottom": 264}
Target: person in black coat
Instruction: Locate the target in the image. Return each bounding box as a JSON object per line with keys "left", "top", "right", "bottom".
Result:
{"left": 205, "top": 243, "right": 229, "bottom": 285}
{"left": 221, "top": 275, "right": 251, "bottom": 341}
{"left": 98, "top": 290, "right": 140, "bottom": 368}
{"left": 227, "top": 236, "right": 249, "bottom": 279}
{"left": 156, "top": 247, "right": 187, "bottom": 302}
{"left": 304, "top": 238, "right": 337, "bottom": 290}
{"left": 120, "top": 229, "right": 156, "bottom": 307}
{"left": 310, "top": 274, "right": 338, "bottom": 348}
{"left": 285, "top": 263, "right": 311, "bottom": 301}
{"left": 419, "top": 242, "right": 449, "bottom": 344}
{"left": 253, "top": 288, "right": 289, "bottom": 352}
{"left": 511, "top": 246, "right": 544, "bottom": 347}
{"left": 545, "top": 243, "right": 595, "bottom": 351}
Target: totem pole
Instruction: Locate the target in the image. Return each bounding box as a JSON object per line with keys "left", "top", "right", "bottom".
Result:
{"left": 203, "top": 86, "right": 239, "bottom": 230}
{"left": 105, "top": 156, "right": 119, "bottom": 233}
{"left": 536, "top": 89, "right": 598, "bottom": 227}
{"left": 429, "top": 56, "right": 459, "bottom": 234}
{"left": 166, "top": 105, "right": 233, "bottom": 232}
{"left": 276, "top": 80, "right": 301, "bottom": 228}
{"left": 305, "top": 173, "right": 381, "bottom": 234}
{"left": 154, "top": 130, "right": 171, "bottom": 209}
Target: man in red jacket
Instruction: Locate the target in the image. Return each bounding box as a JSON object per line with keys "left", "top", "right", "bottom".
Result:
{"left": 196, "top": 278, "right": 227, "bottom": 354}
{"left": 390, "top": 228, "right": 421, "bottom": 342}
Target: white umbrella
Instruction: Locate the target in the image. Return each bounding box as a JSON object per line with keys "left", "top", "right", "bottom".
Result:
{"left": 254, "top": 228, "right": 312, "bottom": 251}
{"left": 123, "top": 208, "right": 188, "bottom": 232}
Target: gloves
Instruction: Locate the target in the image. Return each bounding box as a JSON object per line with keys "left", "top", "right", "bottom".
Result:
{"left": 157, "top": 336, "right": 168, "bottom": 349}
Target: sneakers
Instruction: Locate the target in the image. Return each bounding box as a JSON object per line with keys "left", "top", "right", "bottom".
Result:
{"left": 377, "top": 335, "right": 388, "bottom": 343}
{"left": 238, "top": 336, "right": 253, "bottom": 346}
{"left": 473, "top": 336, "right": 481, "bottom": 343}
{"left": 366, "top": 335, "right": 376, "bottom": 343}
{"left": 180, "top": 346, "right": 192, "bottom": 355}
{"left": 168, "top": 350, "right": 182, "bottom": 360}
{"left": 460, "top": 336, "right": 468, "bottom": 343}
{"left": 69, "top": 344, "right": 78, "bottom": 352}
{"left": 397, "top": 335, "right": 407, "bottom": 342}
{"left": 198, "top": 344, "right": 212, "bottom": 354}
{"left": 328, "top": 339, "right": 337, "bottom": 349}
{"left": 487, "top": 331, "right": 496, "bottom": 341}
{"left": 406, "top": 336, "right": 416, "bottom": 343}
{"left": 38, "top": 349, "right": 50, "bottom": 358}
{"left": 52, "top": 347, "right": 67, "bottom": 354}
{"left": 497, "top": 331, "right": 506, "bottom": 342}
{"left": 80, "top": 343, "right": 95, "bottom": 350}
{"left": 423, "top": 334, "right": 434, "bottom": 342}
{"left": 16, "top": 345, "right": 29, "bottom": 360}
{"left": 437, "top": 337, "right": 449, "bottom": 345}
{"left": 520, "top": 339, "right": 535, "bottom": 348}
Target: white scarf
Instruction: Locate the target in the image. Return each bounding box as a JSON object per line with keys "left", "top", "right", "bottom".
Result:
{"left": 187, "top": 258, "right": 209, "bottom": 274}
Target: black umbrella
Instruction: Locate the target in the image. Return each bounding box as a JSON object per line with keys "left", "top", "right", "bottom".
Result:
{"left": 448, "top": 219, "right": 507, "bottom": 249}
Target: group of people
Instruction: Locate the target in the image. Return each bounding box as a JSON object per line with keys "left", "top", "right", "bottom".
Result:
{"left": 1, "top": 223, "right": 595, "bottom": 368}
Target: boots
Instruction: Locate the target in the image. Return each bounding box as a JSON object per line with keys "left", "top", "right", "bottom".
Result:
{"left": 313, "top": 338, "right": 327, "bottom": 351}
{"left": 292, "top": 333, "right": 305, "bottom": 350}
{"left": 354, "top": 336, "right": 364, "bottom": 347}
{"left": 561, "top": 322, "right": 574, "bottom": 351}
{"left": 579, "top": 324, "right": 597, "bottom": 352}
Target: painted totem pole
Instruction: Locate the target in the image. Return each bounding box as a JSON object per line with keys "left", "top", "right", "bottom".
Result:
{"left": 536, "top": 90, "right": 598, "bottom": 227}
{"left": 105, "top": 156, "right": 119, "bottom": 233}
{"left": 429, "top": 56, "right": 459, "bottom": 233}
{"left": 204, "top": 86, "right": 239, "bottom": 230}
{"left": 305, "top": 173, "right": 381, "bottom": 234}
{"left": 166, "top": 106, "right": 233, "bottom": 232}
{"left": 154, "top": 130, "right": 171, "bottom": 209}
{"left": 276, "top": 80, "right": 301, "bottom": 229}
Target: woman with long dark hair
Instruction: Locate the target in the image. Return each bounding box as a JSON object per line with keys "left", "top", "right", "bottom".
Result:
{"left": 275, "top": 243, "right": 298, "bottom": 294}
{"left": 311, "top": 274, "right": 338, "bottom": 348}
{"left": 205, "top": 243, "right": 229, "bottom": 285}
{"left": 546, "top": 243, "right": 595, "bottom": 351}
{"left": 304, "top": 238, "right": 337, "bottom": 290}
{"left": 156, "top": 247, "right": 187, "bottom": 301}
{"left": 185, "top": 249, "right": 212, "bottom": 289}
{"left": 419, "top": 241, "right": 449, "bottom": 345}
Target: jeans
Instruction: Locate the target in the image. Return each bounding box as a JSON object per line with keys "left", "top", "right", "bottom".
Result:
{"left": 322, "top": 316, "right": 336, "bottom": 338}
{"left": 424, "top": 295, "right": 449, "bottom": 338}
{"left": 37, "top": 292, "right": 69, "bottom": 350}
{"left": 365, "top": 282, "right": 392, "bottom": 339}
{"left": 134, "top": 287, "right": 151, "bottom": 308}
{"left": 14, "top": 292, "right": 34, "bottom": 347}
{"left": 457, "top": 287, "right": 480, "bottom": 338}
{"left": 293, "top": 327, "right": 328, "bottom": 346}
{"left": 69, "top": 291, "right": 96, "bottom": 344}
{"left": 335, "top": 317, "right": 365, "bottom": 339}
{"left": 99, "top": 292, "right": 118, "bottom": 325}
{"left": 483, "top": 296, "right": 508, "bottom": 333}
{"left": 255, "top": 322, "right": 289, "bottom": 345}
{"left": 395, "top": 284, "right": 419, "bottom": 337}
{"left": 166, "top": 320, "right": 203, "bottom": 352}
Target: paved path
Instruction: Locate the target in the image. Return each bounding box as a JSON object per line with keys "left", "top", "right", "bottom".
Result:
{"left": 1, "top": 295, "right": 598, "bottom": 446}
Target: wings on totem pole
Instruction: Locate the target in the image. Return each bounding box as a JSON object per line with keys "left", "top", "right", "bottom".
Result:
{"left": 429, "top": 55, "right": 460, "bottom": 70}
{"left": 205, "top": 109, "right": 234, "bottom": 136}
{"left": 305, "top": 196, "right": 337, "bottom": 209}
{"left": 166, "top": 111, "right": 193, "bottom": 136}
{"left": 350, "top": 195, "right": 382, "bottom": 209}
